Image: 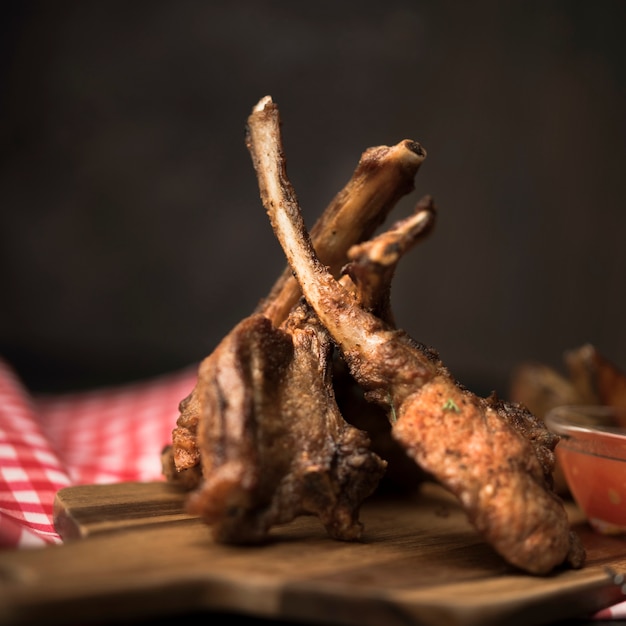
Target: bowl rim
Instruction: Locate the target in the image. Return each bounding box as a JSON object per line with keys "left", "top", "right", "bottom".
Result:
{"left": 545, "top": 404, "right": 626, "bottom": 446}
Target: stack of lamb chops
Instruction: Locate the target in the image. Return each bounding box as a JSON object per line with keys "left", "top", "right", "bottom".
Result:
{"left": 161, "top": 96, "right": 584, "bottom": 575}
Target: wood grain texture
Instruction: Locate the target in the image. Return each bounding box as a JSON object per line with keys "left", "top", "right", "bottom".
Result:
{"left": 1, "top": 481, "right": 626, "bottom": 626}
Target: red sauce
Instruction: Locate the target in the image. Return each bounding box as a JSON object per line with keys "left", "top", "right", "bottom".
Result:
{"left": 557, "top": 446, "right": 626, "bottom": 534}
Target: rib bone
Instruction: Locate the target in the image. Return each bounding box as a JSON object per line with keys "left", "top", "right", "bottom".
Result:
{"left": 254, "top": 102, "right": 426, "bottom": 327}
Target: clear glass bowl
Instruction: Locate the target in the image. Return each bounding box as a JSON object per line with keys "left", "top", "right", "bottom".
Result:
{"left": 545, "top": 404, "right": 626, "bottom": 535}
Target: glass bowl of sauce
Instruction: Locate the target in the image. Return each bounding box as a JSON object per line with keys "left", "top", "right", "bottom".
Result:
{"left": 545, "top": 405, "right": 626, "bottom": 535}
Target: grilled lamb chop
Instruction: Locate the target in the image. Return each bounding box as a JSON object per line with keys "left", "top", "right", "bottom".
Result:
{"left": 163, "top": 130, "right": 425, "bottom": 490}
{"left": 161, "top": 112, "right": 429, "bottom": 541}
{"left": 246, "top": 95, "right": 585, "bottom": 574}
{"left": 511, "top": 343, "right": 626, "bottom": 429}
{"left": 178, "top": 308, "right": 386, "bottom": 543}
{"left": 566, "top": 344, "right": 626, "bottom": 419}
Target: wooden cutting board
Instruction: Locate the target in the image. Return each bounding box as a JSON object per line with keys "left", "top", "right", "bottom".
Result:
{"left": 1, "top": 481, "right": 626, "bottom": 626}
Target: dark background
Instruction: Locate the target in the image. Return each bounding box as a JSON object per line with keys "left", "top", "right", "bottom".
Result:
{"left": 1, "top": 1, "right": 625, "bottom": 396}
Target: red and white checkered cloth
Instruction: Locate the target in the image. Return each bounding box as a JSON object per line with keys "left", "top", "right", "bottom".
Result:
{"left": 0, "top": 355, "right": 197, "bottom": 550}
